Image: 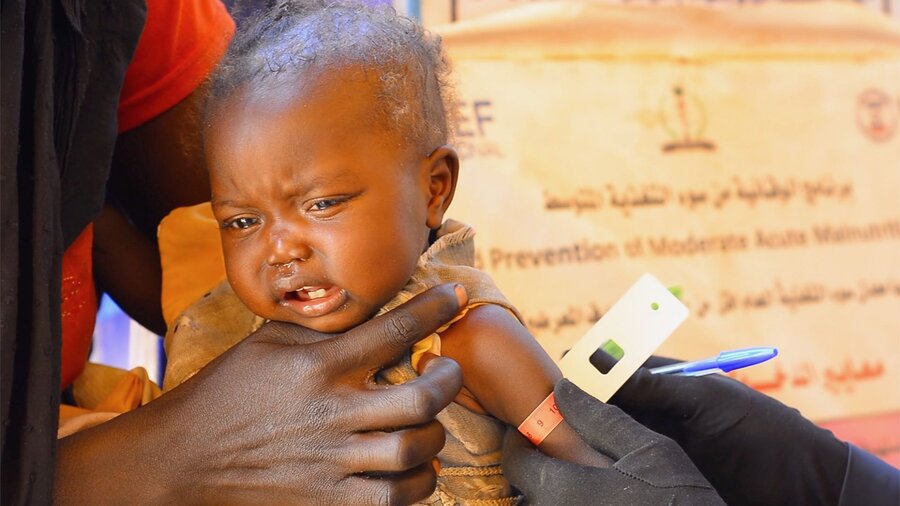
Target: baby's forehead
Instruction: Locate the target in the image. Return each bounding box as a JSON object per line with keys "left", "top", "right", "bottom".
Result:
{"left": 206, "top": 70, "right": 416, "bottom": 159}
{"left": 229, "top": 66, "right": 394, "bottom": 123}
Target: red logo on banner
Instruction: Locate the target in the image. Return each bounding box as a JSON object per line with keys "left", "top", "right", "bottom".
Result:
{"left": 856, "top": 88, "right": 897, "bottom": 142}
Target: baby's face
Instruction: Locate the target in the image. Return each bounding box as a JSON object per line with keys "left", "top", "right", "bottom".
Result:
{"left": 205, "top": 71, "right": 434, "bottom": 333}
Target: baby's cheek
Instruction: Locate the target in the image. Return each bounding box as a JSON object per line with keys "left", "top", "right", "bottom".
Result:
{"left": 227, "top": 270, "right": 269, "bottom": 315}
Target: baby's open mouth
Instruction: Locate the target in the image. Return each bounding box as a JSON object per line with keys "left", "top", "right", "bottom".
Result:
{"left": 281, "top": 285, "right": 348, "bottom": 318}
{"left": 287, "top": 286, "right": 328, "bottom": 300}
{"left": 288, "top": 286, "right": 329, "bottom": 301}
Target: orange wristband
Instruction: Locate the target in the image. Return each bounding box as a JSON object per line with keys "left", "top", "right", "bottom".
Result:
{"left": 517, "top": 392, "right": 564, "bottom": 446}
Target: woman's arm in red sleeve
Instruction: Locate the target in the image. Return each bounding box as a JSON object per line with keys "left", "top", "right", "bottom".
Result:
{"left": 95, "top": 0, "right": 234, "bottom": 332}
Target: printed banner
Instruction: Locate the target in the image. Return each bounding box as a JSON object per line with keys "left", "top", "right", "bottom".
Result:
{"left": 438, "top": 2, "right": 900, "bottom": 424}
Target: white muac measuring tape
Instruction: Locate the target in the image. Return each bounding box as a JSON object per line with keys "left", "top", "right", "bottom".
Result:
{"left": 517, "top": 274, "right": 689, "bottom": 445}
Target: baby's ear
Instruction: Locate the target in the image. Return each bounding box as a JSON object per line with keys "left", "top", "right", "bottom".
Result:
{"left": 424, "top": 145, "right": 459, "bottom": 229}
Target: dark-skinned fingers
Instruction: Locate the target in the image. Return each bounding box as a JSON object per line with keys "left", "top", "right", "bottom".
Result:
{"left": 339, "top": 462, "right": 438, "bottom": 506}
{"left": 320, "top": 284, "right": 466, "bottom": 372}
{"left": 417, "top": 353, "right": 463, "bottom": 390}
{"left": 243, "top": 319, "right": 334, "bottom": 347}
{"left": 342, "top": 358, "right": 461, "bottom": 429}
{"left": 415, "top": 352, "right": 439, "bottom": 375}
{"left": 341, "top": 421, "right": 446, "bottom": 474}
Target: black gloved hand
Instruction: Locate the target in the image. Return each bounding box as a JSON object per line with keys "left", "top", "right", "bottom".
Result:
{"left": 610, "top": 357, "right": 850, "bottom": 506}
{"left": 502, "top": 379, "right": 724, "bottom": 505}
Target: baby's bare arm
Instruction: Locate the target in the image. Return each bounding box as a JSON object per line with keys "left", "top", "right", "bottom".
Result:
{"left": 438, "top": 305, "right": 613, "bottom": 467}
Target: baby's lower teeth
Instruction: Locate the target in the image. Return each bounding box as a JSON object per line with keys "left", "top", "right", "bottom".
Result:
{"left": 307, "top": 288, "right": 327, "bottom": 299}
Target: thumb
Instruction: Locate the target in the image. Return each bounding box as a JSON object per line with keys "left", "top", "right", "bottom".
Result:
{"left": 641, "top": 355, "right": 682, "bottom": 369}
{"left": 501, "top": 427, "right": 544, "bottom": 482}
{"left": 609, "top": 355, "right": 695, "bottom": 412}
{"left": 502, "top": 428, "right": 606, "bottom": 505}
{"left": 555, "top": 381, "right": 719, "bottom": 496}
{"left": 554, "top": 379, "right": 672, "bottom": 460}
{"left": 611, "top": 367, "right": 756, "bottom": 442}
{"left": 415, "top": 352, "right": 440, "bottom": 375}
{"left": 609, "top": 365, "right": 703, "bottom": 418}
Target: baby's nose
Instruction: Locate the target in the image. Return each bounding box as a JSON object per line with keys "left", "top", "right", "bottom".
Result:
{"left": 266, "top": 230, "right": 312, "bottom": 266}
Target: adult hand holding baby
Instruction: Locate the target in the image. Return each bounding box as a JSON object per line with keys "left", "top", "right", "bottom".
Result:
{"left": 504, "top": 357, "right": 896, "bottom": 505}
{"left": 502, "top": 379, "right": 724, "bottom": 505}
{"left": 56, "top": 284, "right": 465, "bottom": 505}
{"left": 611, "top": 357, "right": 898, "bottom": 506}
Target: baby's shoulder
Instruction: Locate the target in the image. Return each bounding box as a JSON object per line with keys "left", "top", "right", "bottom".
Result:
{"left": 439, "top": 303, "right": 535, "bottom": 360}
{"left": 445, "top": 303, "right": 522, "bottom": 337}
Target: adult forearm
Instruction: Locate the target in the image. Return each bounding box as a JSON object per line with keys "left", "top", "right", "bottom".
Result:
{"left": 93, "top": 204, "right": 166, "bottom": 335}
{"left": 55, "top": 285, "right": 467, "bottom": 505}
{"left": 55, "top": 401, "right": 181, "bottom": 505}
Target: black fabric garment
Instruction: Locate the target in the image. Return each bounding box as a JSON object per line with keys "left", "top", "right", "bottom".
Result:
{"left": 1, "top": 1, "right": 145, "bottom": 503}
{"left": 610, "top": 358, "right": 896, "bottom": 506}
{"left": 838, "top": 445, "right": 900, "bottom": 506}
{"left": 502, "top": 379, "right": 725, "bottom": 505}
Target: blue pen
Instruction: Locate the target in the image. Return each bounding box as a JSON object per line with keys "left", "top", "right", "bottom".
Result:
{"left": 649, "top": 347, "right": 778, "bottom": 376}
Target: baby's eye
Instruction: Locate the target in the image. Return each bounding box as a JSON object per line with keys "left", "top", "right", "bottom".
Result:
{"left": 309, "top": 198, "right": 342, "bottom": 212}
{"left": 223, "top": 216, "right": 259, "bottom": 230}
{"left": 305, "top": 194, "right": 358, "bottom": 216}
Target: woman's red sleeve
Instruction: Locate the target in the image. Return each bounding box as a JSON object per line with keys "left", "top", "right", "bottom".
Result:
{"left": 117, "top": 0, "right": 235, "bottom": 133}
